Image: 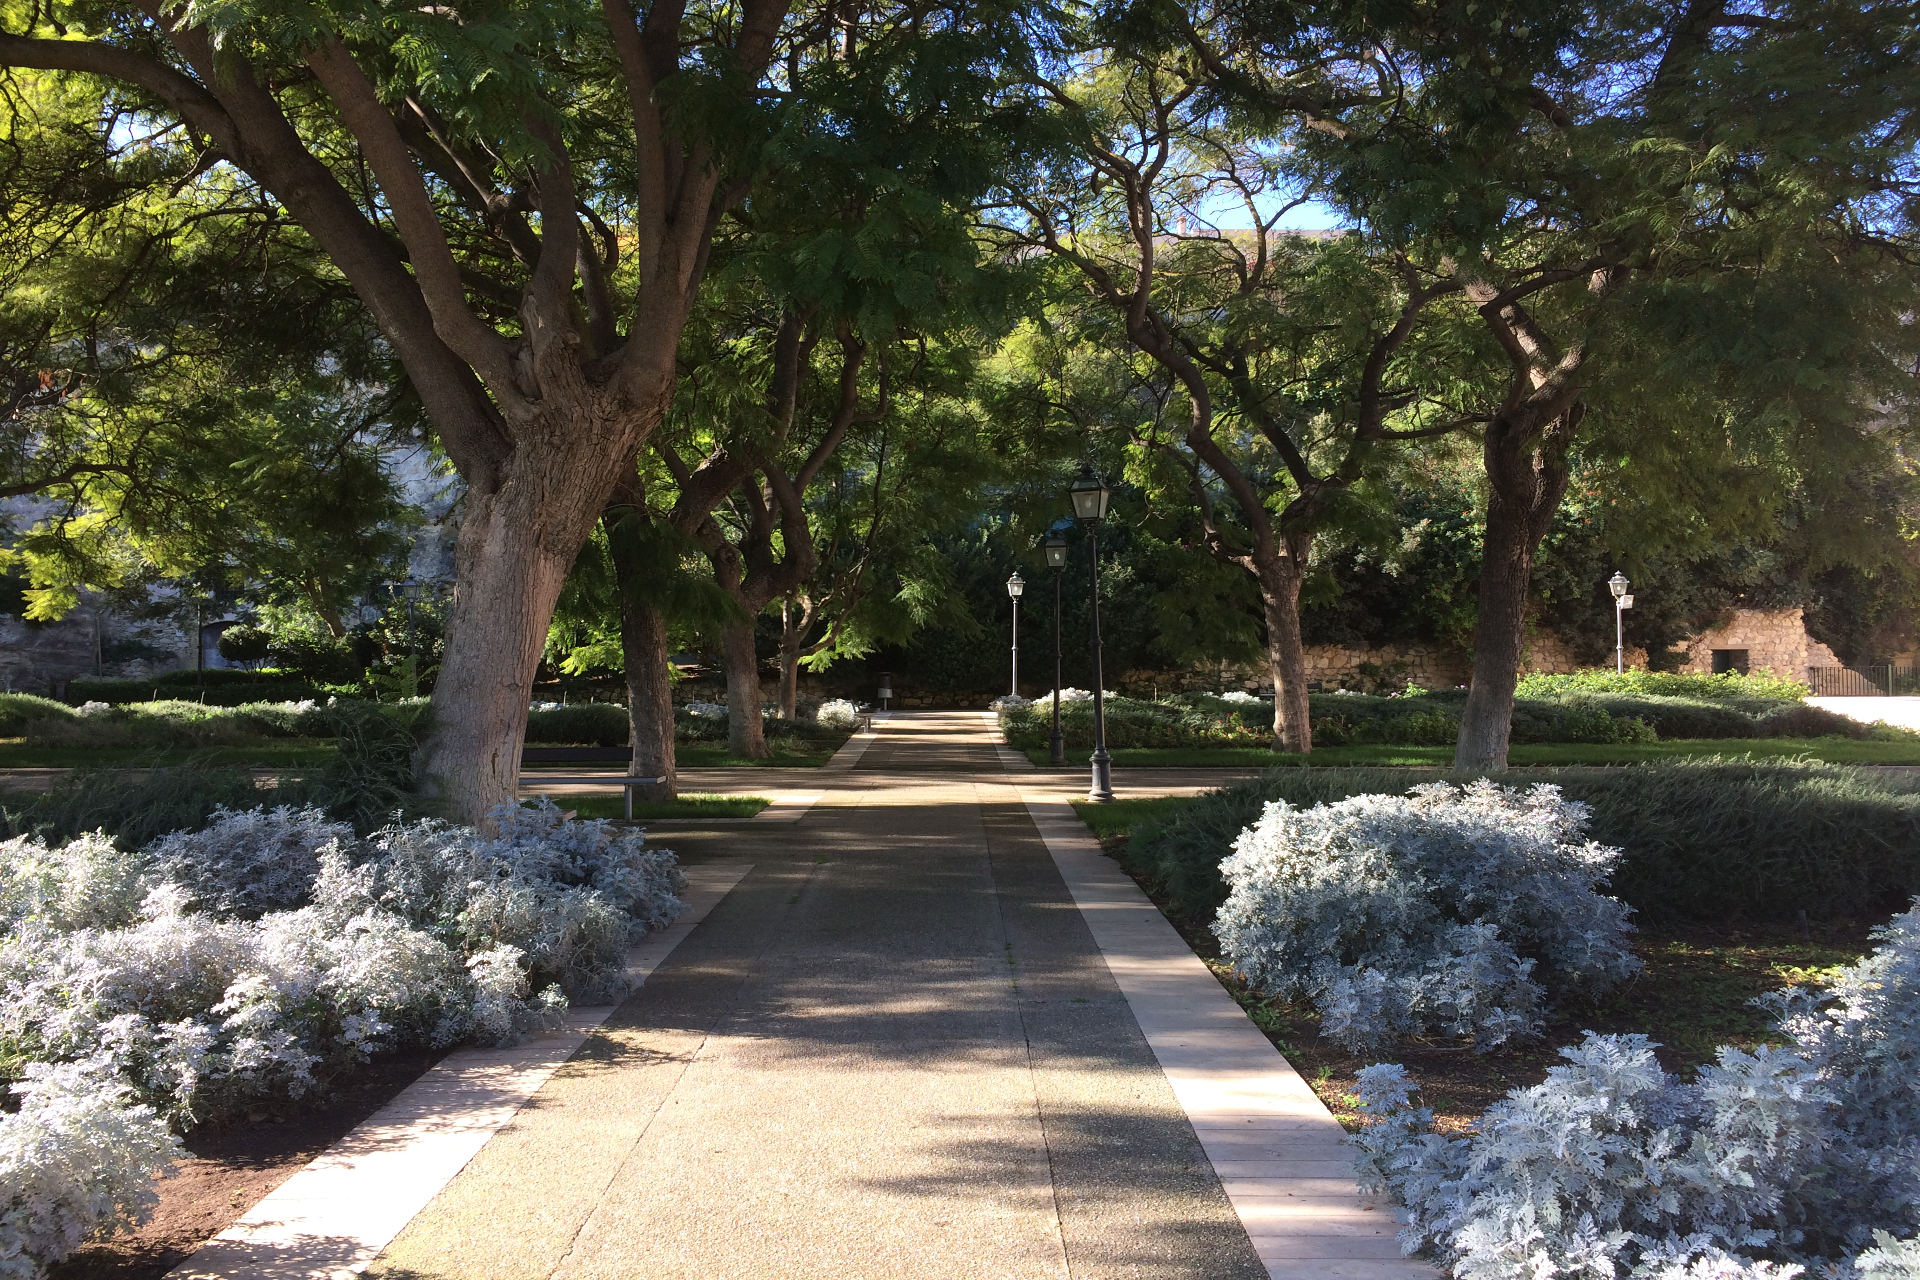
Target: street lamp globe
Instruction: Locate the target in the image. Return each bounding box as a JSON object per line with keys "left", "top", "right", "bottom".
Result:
{"left": 1042, "top": 532, "right": 1068, "bottom": 569}
{"left": 1608, "top": 571, "right": 1629, "bottom": 600}
{"left": 1006, "top": 571, "right": 1025, "bottom": 599}
{"left": 1069, "top": 464, "right": 1111, "bottom": 523}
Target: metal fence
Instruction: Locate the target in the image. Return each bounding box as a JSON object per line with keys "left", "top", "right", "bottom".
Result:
{"left": 1807, "top": 664, "right": 1920, "bottom": 696}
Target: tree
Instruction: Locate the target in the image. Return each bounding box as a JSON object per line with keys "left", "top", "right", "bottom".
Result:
{"left": 0, "top": 70, "right": 415, "bottom": 626}
{"left": 0, "top": 0, "right": 1020, "bottom": 820}
{"left": 990, "top": 42, "right": 1470, "bottom": 750}
{"left": 1185, "top": 0, "right": 1920, "bottom": 766}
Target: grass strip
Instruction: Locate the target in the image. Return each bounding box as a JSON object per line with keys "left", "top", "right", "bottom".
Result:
{"left": 560, "top": 793, "right": 770, "bottom": 821}
{"left": 674, "top": 743, "right": 839, "bottom": 768}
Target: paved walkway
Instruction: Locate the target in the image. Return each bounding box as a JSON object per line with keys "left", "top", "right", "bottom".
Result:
{"left": 178, "top": 713, "right": 1421, "bottom": 1280}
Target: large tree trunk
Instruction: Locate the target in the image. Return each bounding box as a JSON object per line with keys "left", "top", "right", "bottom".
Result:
{"left": 413, "top": 480, "right": 591, "bottom": 823}
{"left": 721, "top": 621, "right": 768, "bottom": 758}
{"left": 776, "top": 594, "right": 814, "bottom": 719}
{"left": 618, "top": 590, "right": 677, "bottom": 805}
{"left": 604, "top": 487, "right": 677, "bottom": 803}
{"left": 777, "top": 647, "right": 802, "bottom": 720}
{"left": 1454, "top": 411, "right": 1578, "bottom": 771}
{"left": 1255, "top": 541, "right": 1313, "bottom": 754}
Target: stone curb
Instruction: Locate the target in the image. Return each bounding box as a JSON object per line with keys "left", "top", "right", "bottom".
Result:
{"left": 1011, "top": 783, "right": 1435, "bottom": 1280}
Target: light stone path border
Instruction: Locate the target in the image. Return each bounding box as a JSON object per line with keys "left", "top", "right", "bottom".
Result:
{"left": 823, "top": 714, "right": 886, "bottom": 769}
{"left": 166, "top": 861, "right": 754, "bottom": 1280}
{"left": 1011, "top": 781, "right": 1435, "bottom": 1280}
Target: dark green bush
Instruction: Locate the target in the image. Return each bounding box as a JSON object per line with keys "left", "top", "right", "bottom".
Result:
{"left": 1579, "top": 695, "right": 1758, "bottom": 740}
{"left": 216, "top": 625, "right": 272, "bottom": 664}
{"left": 1510, "top": 700, "right": 1658, "bottom": 745}
{"left": 1002, "top": 697, "right": 1266, "bottom": 750}
{"left": 282, "top": 705, "right": 419, "bottom": 831}
{"left": 1755, "top": 702, "right": 1873, "bottom": 740}
{"left": 1118, "top": 761, "right": 1920, "bottom": 927}
{"left": 65, "top": 671, "right": 337, "bottom": 706}
{"left": 18, "top": 700, "right": 325, "bottom": 749}
{"left": 0, "top": 693, "right": 77, "bottom": 736}
{"left": 525, "top": 702, "right": 629, "bottom": 746}
{"left": 4, "top": 765, "right": 268, "bottom": 849}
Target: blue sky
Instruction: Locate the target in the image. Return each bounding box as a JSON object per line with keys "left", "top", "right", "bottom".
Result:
{"left": 1194, "top": 190, "right": 1347, "bottom": 232}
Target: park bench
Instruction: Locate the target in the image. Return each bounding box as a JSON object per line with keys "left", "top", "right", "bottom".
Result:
{"left": 519, "top": 746, "right": 661, "bottom": 819}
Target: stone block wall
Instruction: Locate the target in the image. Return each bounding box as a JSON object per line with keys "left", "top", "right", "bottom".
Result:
{"left": 1676, "top": 607, "right": 1840, "bottom": 677}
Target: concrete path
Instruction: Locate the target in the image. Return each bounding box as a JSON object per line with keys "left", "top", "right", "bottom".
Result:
{"left": 191, "top": 712, "right": 1422, "bottom": 1280}
{"left": 1808, "top": 696, "right": 1920, "bottom": 730}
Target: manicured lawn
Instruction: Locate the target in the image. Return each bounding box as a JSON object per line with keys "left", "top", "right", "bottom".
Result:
{"left": 562, "top": 793, "right": 770, "bottom": 820}
{"left": 1070, "top": 796, "right": 1195, "bottom": 840}
{"left": 675, "top": 739, "right": 843, "bottom": 768}
{"left": 1030, "top": 736, "right": 1920, "bottom": 768}
{"left": 0, "top": 740, "right": 338, "bottom": 769}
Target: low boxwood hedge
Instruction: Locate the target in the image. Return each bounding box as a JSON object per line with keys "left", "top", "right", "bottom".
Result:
{"left": 1118, "top": 760, "right": 1920, "bottom": 926}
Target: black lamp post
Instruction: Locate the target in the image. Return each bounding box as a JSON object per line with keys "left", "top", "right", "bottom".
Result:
{"left": 1069, "top": 464, "right": 1114, "bottom": 801}
{"left": 1006, "top": 570, "right": 1024, "bottom": 697}
{"left": 1043, "top": 532, "right": 1068, "bottom": 766}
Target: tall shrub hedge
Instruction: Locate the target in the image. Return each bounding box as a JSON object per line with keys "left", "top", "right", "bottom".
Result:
{"left": 1120, "top": 761, "right": 1920, "bottom": 925}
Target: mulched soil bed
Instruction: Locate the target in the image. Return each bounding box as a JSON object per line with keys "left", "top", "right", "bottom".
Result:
{"left": 1097, "top": 831, "right": 1875, "bottom": 1134}
{"left": 50, "top": 1048, "right": 444, "bottom": 1280}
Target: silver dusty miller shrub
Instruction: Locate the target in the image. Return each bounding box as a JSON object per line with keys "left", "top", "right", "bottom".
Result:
{"left": 0, "top": 796, "right": 685, "bottom": 1273}
{"left": 326, "top": 797, "right": 684, "bottom": 1001}
{"left": 1350, "top": 903, "right": 1920, "bottom": 1279}
{"left": 0, "top": 831, "right": 146, "bottom": 934}
{"left": 814, "top": 698, "right": 861, "bottom": 730}
{"left": 1214, "top": 781, "right": 1640, "bottom": 1052}
{"left": 0, "top": 1057, "right": 181, "bottom": 1280}
{"left": 145, "top": 805, "right": 353, "bottom": 918}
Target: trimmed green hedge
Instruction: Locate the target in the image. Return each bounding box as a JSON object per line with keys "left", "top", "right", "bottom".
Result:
{"left": 1118, "top": 761, "right": 1920, "bottom": 926}
{"left": 64, "top": 670, "right": 339, "bottom": 707}
{"left": 1514, "top": 669, "right": 1810, "bottom": 701}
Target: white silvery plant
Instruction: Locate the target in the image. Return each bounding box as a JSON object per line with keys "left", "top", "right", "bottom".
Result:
{"left": 0, "top": 1057, "right": 181, "bottom": 1280}
{"left": 145, "top": 805, "right": 354, "bottom": 918}
{"left": 0, "top": 831, "right": 146, "bottom": 933}
{"left": 320, "top": 798, "right": 683, "bottom": 1002}
{"left": 0, "top": 799, "right": 681, "bottom": 1130}
{"left": 1214, "top": 780, "right": 1640, "bottom": 1052}
{"left": 0, "top": 883, "right": 480, "bottom": 1125}
{"left": 815, "top": 698, "right": 861, "bottom": 729}
{"left": 1349, "top": 903, "right": 1920, "bottom": 1277}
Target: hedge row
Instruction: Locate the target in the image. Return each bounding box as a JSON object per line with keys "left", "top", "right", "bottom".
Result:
{"left": 1003, "top": 689, "right": 1875, "bottom": 751}
{"left": 1118, "top": 760, "right": 1920, "bottom": 926}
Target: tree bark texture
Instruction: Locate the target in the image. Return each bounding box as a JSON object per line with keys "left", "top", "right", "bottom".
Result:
{"left": 616, "top": 578, "right": 677, "bottom": 806}
{"left": 412, "top": 459, "right": 614, "bottom": 821}
{"left": 1454, "top": 411, "right": 1577, "bottom": 771}
{"left": 777, "top": 647, "right": 803, "bottom": 720}
{"left": 1255, "top": 542, "right": 1313, "bottom": 754}
{"left": 720, "top": 620, "right": 768, "bottom": 758}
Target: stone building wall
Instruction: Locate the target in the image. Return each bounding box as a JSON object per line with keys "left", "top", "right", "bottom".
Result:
{"left": 0, "top": 608, "right": 193, "bottom": 696}
{"left": 1675, "top": 607, "right": 1840, "bottom": 677}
